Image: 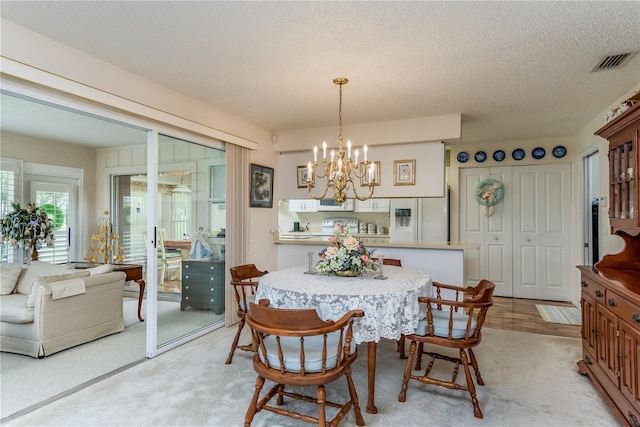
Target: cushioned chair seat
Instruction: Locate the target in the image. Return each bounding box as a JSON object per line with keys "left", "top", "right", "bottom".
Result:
{"left": 414, "top": 309, "right": 477, "bottom": 339}
{"left": 239, "top": 294, "right": 255, "bottom": 312}
{"left": 261, "top": 330, "right": 356, "bottom": 373}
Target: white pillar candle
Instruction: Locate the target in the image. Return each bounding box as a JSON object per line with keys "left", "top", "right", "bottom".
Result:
{"left": 363, "top": 144, "right": 368, "bottom": 162}
{"left": 322, "top": 141, "right": 327, "bottom": 160}
{"left": 347, "top": 140, "right": 351, "bottom": 159}
{"left": 307, "top": 162, "right": 313, "bottom": 180}
{"left": 354, "top": 149, "right": 359, "bottom": 165}
{"left": 331, "top": 149, "right": 335, "bottom": 163}
{"left": 313, "top": 146, "right": 317, "bottom": 163}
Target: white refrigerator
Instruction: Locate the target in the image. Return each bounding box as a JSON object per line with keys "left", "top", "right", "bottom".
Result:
{"left": 389, "top": 193, "right": 449, "bottom": 242}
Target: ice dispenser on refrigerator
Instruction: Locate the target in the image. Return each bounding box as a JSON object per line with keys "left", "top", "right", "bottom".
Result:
{"left": 390, "top": 198, "right": 419, "bottom": 241}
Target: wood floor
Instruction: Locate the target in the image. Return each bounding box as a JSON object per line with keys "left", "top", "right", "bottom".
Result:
{"left": 485, "top": 296, "right": 581, "bottom": 339}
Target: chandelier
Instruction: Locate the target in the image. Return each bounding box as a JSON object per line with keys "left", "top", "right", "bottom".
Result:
{"left": 305, "top": 78, "right": 376, "bottom": 204}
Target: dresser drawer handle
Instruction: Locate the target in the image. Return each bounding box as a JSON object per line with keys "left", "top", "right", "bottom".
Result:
{"left": 584, "top": 355, "right": 593, "bottom": 366}
{"left": 595, "top": 290, "right": 603, "bottom": 298}
{"left": 608, "top": 298, "right": 617, "bottom": 307}
{"left": 581, "top": 281, "right": 588, "bottom": 288}
{"left": 632, "top": 314, "right": 640, "bottom": 323}
{"left": 629, "top": 412, "right": 640, "bottom": 427}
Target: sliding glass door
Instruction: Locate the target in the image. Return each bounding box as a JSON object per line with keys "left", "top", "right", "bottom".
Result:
{"left": 111, "top": 134, "right": 226, "bottom": 351}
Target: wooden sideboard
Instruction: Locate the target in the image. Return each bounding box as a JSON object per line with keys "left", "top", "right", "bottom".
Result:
{"left": 578, "top": 265, "right": 640, "bottom": 426}
{"left": 577, "top": 99, "right": 640, "bottom": 426}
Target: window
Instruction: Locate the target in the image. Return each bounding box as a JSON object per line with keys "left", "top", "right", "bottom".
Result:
{"left": 0, "top": 159, "right": 22, "bottom": 263}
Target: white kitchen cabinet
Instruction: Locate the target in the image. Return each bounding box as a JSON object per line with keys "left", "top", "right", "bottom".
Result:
{"left": 355, "top": 198, "right": 390, "bottom": 213}
{"left": 288, "top": 199, "right": 318, "bottom": 212}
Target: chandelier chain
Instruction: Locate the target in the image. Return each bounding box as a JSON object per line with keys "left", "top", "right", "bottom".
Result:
{"left": 306, "top": 77, "right": 376, "bottom": 204}
{"left": 338, "top": 82, "right": 343, "bottom": 144}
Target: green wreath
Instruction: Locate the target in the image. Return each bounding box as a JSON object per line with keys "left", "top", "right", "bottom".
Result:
{"left": 475, "top": 178, "right": 504, "bottom": 207}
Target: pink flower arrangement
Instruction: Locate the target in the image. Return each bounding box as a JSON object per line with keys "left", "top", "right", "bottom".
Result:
{"left": 315, "top": 225, "right": 375, "bottom": 275}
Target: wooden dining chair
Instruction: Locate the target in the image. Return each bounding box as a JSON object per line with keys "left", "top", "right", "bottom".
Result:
{"left": 371, "top": 257, "right": 402, "bottom": 267}
{"left": 398, "top": 279, "right": 495, "bottom": 419}
{"left": 225, "top": 263, "right": 268, "bottom": 365}
{"left": 142, "top": 229, "right": 182, "bottom": 285}
{"left": 244, "top": 299, "right": 365, "bottom": 427}
{"left": 371, "top": 258, "right": 408, "bottom": 358}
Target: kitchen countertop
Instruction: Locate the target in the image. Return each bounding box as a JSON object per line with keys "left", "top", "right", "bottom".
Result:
{"left": 273, "top": 234, "right": 478, "bottom": 250}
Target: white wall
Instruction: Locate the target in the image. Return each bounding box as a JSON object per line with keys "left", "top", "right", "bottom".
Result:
{"left": 1, "top": 131, "right": 97, "bottom": 256}
{"left": 1, "top": 19, "right": 280, "bottom": 273}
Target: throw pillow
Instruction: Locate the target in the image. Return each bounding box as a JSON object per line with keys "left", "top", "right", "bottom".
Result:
{"left": 86, "top": 264, "right": 114, "bottom": 275}
{"left": 25, "top": 270, "right": 91, "bottom": 308}
{"left": 0, "top": 266, "right": 24, "bottom": 295}
{"left": 14, "top": 261, "right": 71, "bottom": 295}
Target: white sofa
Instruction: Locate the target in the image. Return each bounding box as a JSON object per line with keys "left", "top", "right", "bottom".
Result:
{"left": 0, "top": 261, "right": 126, "bottom": 358}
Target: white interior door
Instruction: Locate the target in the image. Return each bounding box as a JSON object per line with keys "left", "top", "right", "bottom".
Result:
{"left": 512, "top": 164, "right": 572, "bottom": 300}
{"left": 30, "top": 181, "right": 77, "bottom": 263}
{"left": 460, "top": 167, "right": 513, "bottom": 297}
{"left": 460, "top": 163, "right": 572, "bottom": 301}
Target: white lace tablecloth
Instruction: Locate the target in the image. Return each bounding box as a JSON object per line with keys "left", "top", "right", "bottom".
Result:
{"left": 255, "top": 265, "right": 432, "bottom": 344}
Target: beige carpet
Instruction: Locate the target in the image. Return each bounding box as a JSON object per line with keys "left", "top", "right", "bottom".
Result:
{"left": 2, "top": 325, "right": 619, "bottom": 426}
{"left": 0, "top": 299, "right": 223, "bottom": 420}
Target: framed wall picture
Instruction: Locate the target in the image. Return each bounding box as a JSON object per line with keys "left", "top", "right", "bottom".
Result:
{"left": 393, "top": 159, "right": 415, "bottom": 186}
{"left": 297, "top": 165, "right": 314, "bottom": 188}
{"left": 360, "top": 161, "right": 381, "bottom": 186}
{"left": 250, "top": 163, "right": 274, "bottom": 208}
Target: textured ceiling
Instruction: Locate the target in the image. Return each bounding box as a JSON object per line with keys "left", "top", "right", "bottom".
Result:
{"left": 1, "top": 1, "right": 639, "bottom": 146}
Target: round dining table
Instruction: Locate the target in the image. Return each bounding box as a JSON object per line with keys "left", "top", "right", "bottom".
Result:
{"left": 255, "top": 265, "right": 432, "bottom": 414}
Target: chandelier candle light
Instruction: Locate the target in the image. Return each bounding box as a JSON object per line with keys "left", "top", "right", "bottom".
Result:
{"left": 306, "top": 78, "right": 376, "bottom": 204}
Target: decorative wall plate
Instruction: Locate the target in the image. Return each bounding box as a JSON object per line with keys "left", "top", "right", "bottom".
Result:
{"left": 474, "top": 151, "right": 487, "bottom": 162}
{"left": 512, "top": 148, "right": 525, "bottom": 160}
{"left": 493, "top": 150, "right": 506, "bottom": 162}
{"left": 457, "top": 151, "right": 469, "bottom": 163}
{"left": 532, "top": 147, "right": 546, "bottom": 159}
{"left": 552, "top": 146, "right": 567, "bottom": 158}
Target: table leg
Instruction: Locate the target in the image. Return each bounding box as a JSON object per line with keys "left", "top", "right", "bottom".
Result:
{"left": 136, "top": 279, "right": 145, "bottom": 322}
{"left": 366, "top": 341, "right": 378, "bottom": 414}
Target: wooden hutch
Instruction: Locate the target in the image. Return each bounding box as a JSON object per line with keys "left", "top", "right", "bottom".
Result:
{"left": 577, "top": 98, "right": 640, "bottom": 426}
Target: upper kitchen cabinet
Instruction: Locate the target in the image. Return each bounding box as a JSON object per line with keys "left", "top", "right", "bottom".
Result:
{"left": 277, "top": 142, "right": 445, "bottom": 200}
{"left": 355, "top": 198, "right": 390, "bottom": 213}
{"left": 288, "top": 199, "right": 318, "bottom": 213}
{"left": 596, "top": 102, "right": 640, "bottom": 236}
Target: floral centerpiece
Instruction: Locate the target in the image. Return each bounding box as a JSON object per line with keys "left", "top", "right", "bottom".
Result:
{"left": 315, "top": 224, "right": 376, "bottom": 276}
{"left": 1, "top": 202, "right": 55, "bottom": 250}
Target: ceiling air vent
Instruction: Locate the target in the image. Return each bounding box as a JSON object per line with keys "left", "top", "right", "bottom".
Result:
{"left": 592, "top": 52, "right": 637, "bottom": 72}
